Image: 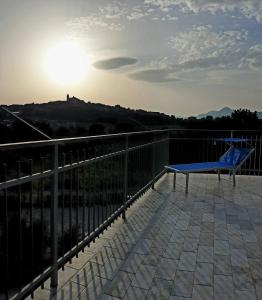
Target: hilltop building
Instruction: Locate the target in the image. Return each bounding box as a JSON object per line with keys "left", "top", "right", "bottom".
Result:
{"left": 66, "top": 94, "right": 84, "bottom": 104}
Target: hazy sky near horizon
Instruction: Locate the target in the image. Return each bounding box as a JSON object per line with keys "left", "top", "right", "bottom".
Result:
{"left": 1, "top": 0, "right": 262, "bottom": 117}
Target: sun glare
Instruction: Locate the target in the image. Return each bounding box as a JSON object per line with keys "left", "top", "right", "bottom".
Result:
{"left": 43, "top": 41, "right": 90, "bottom": 85}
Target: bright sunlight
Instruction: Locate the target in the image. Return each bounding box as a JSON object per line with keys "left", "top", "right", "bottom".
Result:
{"left": 43, "top": 40, "right": 90, "bottom": 85}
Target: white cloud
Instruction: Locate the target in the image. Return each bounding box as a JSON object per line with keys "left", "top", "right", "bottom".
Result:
{"left": 66, "top": 15, "right": 124, "bottom": 32}
{"left": 99, "top": 2, "right": 128, "bottom": 19}
{"left": 168, "top": 25, "right": 248, "bottom": 64}
{"left": 144, "top": 0, "right": 262, "bottom": 22}
{"left": 240, "top": 44, "right": 262, "bottom": 70}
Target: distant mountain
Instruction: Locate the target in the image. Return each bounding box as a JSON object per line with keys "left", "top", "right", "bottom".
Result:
{"left": 198, "top": 107, "right": 262, "bottom": 119}
{"left": 197, "top": 107, "right": 233, "bottom": 119}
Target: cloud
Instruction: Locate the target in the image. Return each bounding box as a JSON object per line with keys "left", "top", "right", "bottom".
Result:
{"left": 99, "top": 2, "right": 128, "bottom": 19}
{"left": 67, "top": 1, "right": 179, "bottom": 34}
{"left": 66, "top": 15, "right": 124, "bottom": 32}
{"left": 168, "top": 25, "right": 248, "bottom": 64}
{"left": 93, "top": 57, "right": 138, "bottom": 70}
{"left": 144, "top": 0, "right": 262, "bottom": 22}
{"left": 128, "top": 69, "right": 179, "bottom": 82}
{"left": 240, "top": 44, "right": 262, "bottom": 70}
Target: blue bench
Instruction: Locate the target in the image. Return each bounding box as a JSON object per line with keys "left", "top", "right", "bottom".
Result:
{"left": 165, "top": 138, "right": 255, "bottom": 193}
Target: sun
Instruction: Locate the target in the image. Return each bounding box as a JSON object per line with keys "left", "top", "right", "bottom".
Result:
{"left": 43, "top": 40, "right": 90, "bottom": 85}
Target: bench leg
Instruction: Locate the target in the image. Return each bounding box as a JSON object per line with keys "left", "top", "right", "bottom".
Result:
{"left": 173, "top": 172, "right": 176, "bottom": 190}
{"left": 186, "top": 173, "right": 189, "bottom": 194}
{"left": 218, "top": 170, "right": 221, "bottom": 182}
{"left": 233, "top": 172, "right": 236, "bottom": 187}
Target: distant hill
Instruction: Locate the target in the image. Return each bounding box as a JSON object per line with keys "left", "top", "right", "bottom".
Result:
{"left": 197, "top": 107, "right": 233, "bottom": 119}
{"left": 2, "top": 96, "right": 178, "bottom": 130}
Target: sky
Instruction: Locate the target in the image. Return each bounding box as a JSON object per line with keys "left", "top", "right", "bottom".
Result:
{"left": 1, "top": 0, "right": 262, "bottom": 117}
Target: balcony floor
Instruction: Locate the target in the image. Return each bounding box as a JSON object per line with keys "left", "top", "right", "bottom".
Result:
{"left": 29, "top": 173, "right": 262, "bottom": 300}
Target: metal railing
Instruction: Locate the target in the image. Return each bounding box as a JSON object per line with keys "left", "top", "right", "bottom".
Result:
{"left": 0, "top": 130, "right": 169, "bottom": 299}
{"left": 0, "top": 129, "right": 261, "bottom": 299}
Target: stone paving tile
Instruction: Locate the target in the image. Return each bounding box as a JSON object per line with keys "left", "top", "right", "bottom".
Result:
{"left": 155, "top": 258, "right": 178, "bottom": 280}
{"left": 214, "top": 239, "right": 230, "bottom": 255}
{"left": 142, "top": 253, "right": 162, "bottom": 266}
{"left": 71, "top": 262, "right": 101, "bottom": 286}
{"left": 51, "top": 281, "right": 85, "bottom": 300}
{"left": 197, "top": 246, "right": 214, "bottom": 263}
{"left": 231, "top": 249, "right": 249, "bottom": 268}
{"left": 174, "top": 271, "right": 194, "bottom": 298}
{"left": 214, "top": 275, "right": 235, "bottom": 300}
{"left": 245, "top": 243, "right": 262, "bottom": 259}
{"left": 146, "top": 278, "right": 175, "bottom": 300}
{"left": 162, "top": 243, "right": 182, "bottom": 260}
{"left": 240, "top": 221, "right": 254, "bottom": 230}
{"left": 186, "top": 226, "right": 201, "bottom": 239}
{"left": 134, "top": 239, "right": 153, "bottom": 255}
{"left": 169, "top": 297, "right": 191, "bottom": 300}
{"left": 78, "top": 276, "right": 110, "bottom": 300}
{"left": 242, "top": 230, "right": 258, "bottom": 243}
{"left": 199, "top": 232, "right": 214, "bottom": 246}
{"left": 183, "top": 238, "right": 199, "bottom": 252}
{"left": 100, "top": 294, "right": 120, "bottom": 300}
{"left": 248, "top": 259, "right": 262, "bottom": 280}
{"left": 232, "top": 266, "right": 254, "bottom": 291}
{"left": 194, "top": 262, "right": 213, "bottom": 285}
{"left": 120, "top": 253, "right": 145, "bottom": 274}
{"left": 255, "top": 282, "right": 262, "bottom": 299}
{"left": 203, "top": 213, "right": 215, "bottom": 223}
{"left": 201, "top": 222, "right": 214, "bottom": 233}
{"left": 178, "top": 252, "right": 197, "bottom": 272}
{"left": 104, "top": 271, "right": 133, "bottom": 298}
{"left": 131, "top": 264, "right": 157, "bottom": 289}
{"left": 105, "top": 242, "right": 132, "bottom": 260}
{"left": 170, "top": 230, "right": 187, "bottom": 244}
{"left": 229, "top": 235, "right": 244, "bottom": 249}
{"left": 192, "top": 285, "right": 213, "bottom": 300}
{"left": 122, "top": 286, "right": 148, "bottom": 300}
{"left": 235, "top": 289, "right": 258, "bottom": 300}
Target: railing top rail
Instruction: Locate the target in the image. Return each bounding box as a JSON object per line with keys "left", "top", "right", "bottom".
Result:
{"left": 0, "top": 128, "right": 262, "bottom": 150}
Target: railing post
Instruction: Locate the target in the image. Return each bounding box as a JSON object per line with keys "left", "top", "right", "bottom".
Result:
{"left": 123, "top": 136, "right": 128, "bottom": 220}
{"left": 51, "top": 144, "right": 59, "bottom": 288}
{"left": 167, "top": 132, "right": 170, "bottom": 165}
{"left": 152, "top": 134, "right": 156, "bottom": 189}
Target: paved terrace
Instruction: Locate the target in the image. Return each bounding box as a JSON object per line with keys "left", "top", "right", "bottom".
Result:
{"left": 29, "top": 173, "right": 262, "bottom": 300}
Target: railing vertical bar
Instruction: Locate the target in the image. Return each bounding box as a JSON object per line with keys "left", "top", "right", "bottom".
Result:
{"left": 248, "top": 134, "right": 252, "bottom": 175}
{"left": 259, "top": 135, "right": 262, "bottom": 175}
{"left": 87, "top": 161, "right": 90, "bottom": 243}
{"left": 76, "top": 150, "right": 80, "bottom": 258}
{"left": 240, "top": 135, "right": 244, "bottom": 175}
{"left": 109, "top": 154, "right": 113, "bottom": 217}
{"left": 17, "top": 160, "right": 23, "bottom": 291}
{"left": 29, "top": 159, "right": 34, "bottom": 298}
{"left": 123, "top": 136, "right": 128, "bottom": 220}
{"left": 40, "top": 157, "right": 45, "bottom": 287}
{"left": 3, "top": 164, "right": 9, "bottom": 300}
{"left": 152, "top": 134, "right": 156, "bottom": 189}
{"left": 50, "top": 144, "right": 59, "bottom": 287}
{"left": 105, "top": 145, "right": 110, "bottom": 219}
{"left": 69, "top": 151, "right": 73, "bottom": 261}
{"left": 92, "top": 157, "right": 95, "bottom": 234}
{"left": 253, "top": 135, "right": 257, "bottom": 175}
{"left": 61, "top": 153, "right": 65, "bottom": 267}
{"left": 82, "top": 149, "right": 86, "bottom": 249}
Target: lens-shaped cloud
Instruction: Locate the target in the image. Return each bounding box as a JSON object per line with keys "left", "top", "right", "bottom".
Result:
{"left": 93, "top": 57, "right": 138, "bottom": 70}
